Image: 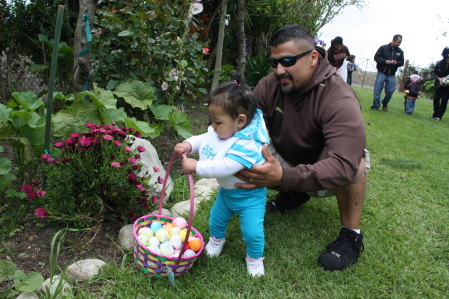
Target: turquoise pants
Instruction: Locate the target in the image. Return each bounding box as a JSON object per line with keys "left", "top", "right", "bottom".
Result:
{"left": 209, "top": 187, "right": 266, "bottom": 258}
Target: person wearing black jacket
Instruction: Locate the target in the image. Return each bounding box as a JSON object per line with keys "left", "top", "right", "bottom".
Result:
{"left": 431, "top": 47, "right": 449, "bottom": 120}
{"left": 371, "top": 35, "right": 404, "bottom": 111}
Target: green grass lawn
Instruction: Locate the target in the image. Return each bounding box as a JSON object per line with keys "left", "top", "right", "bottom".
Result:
{"left": 69, "top": 87, "right": 449, "bottom": 298}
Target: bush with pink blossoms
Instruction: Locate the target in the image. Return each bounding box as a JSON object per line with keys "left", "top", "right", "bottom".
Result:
{"left": 37, "top": 123, "right": 157, "bottom": 228}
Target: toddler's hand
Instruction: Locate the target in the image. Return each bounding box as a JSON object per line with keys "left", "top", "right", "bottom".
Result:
{"left": 174, "top": 142, "right": 192, "bottom": 155}
{"left": 182, "top": 158, "right": 197, "bottom": 174}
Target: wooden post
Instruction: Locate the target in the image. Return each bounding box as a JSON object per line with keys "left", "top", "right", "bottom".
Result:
{"left": 399, "top": 59, "right": 409, "bottom": 92}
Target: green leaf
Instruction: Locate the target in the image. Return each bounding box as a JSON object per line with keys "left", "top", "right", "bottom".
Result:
{"left": 124, "top": 117, "right": 156, "bottom": 138}
{"left": 11, "top": 91, "right": 44, "bottom": 112}
{"left": 0, "top": 157, "right": 13, "bottom": 175}
{"left": 0, "top": 260, "right": 17, "bottom": 281}
{"left": 79, "top": 87, "right": 117, "bottom": 109}
{"left": 113, "top": 80, "right": 154, "bottom": 110}
{"left": 150, "top": 103, "right": 172, "bottom": 120}
{"left": 118, "top": 30, "right": 134, "bottom": 37}
{"left": 168, "top": 111, "right": 192, "bottom": 139}
{"left": 0, "top": 103, "right": 12, "bottom": 123}
{"left": 14, "top": 270, "right": 44, "bottom": 292}
{"left": 0, "top": 172, "right": 16, "bottom": 190}
{"left": 28, "top": 112, "right": 46, "bottom": 129}
{"left": 53, "top": 100, "right": 102, "bottom": 138}
{"left": 9, "top": 137, "right": 34, "bottom": 164}
{"left": 99, "top": 107, "right": 128, "bottom": 124}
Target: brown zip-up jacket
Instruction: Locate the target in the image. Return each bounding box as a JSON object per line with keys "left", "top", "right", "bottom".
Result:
{"left": 254, "top": 47, "right": 366, "bottom": 192}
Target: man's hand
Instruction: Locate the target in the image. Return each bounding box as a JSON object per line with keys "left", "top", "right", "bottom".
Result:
{"left": 182, "top": 158, "right": 197, "bottom": 174}
{"left": 234, "top": 144, "right": 283, "bottom": 190}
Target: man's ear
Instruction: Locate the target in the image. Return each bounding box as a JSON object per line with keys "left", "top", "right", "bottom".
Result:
{"left": 237, "top": 114, "right": 247, "bottom": 128}
{"left": 310, "top": 50, "right": 319, "bottom": 67}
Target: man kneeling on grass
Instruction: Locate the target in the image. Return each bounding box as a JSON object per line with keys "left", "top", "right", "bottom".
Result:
{"left": 235, "top": 25, "right": 367, "bottom": 271}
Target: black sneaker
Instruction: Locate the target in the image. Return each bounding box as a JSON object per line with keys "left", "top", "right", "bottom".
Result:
{"left": 266, "top": 191, "right": 310, "bottom": 214}
{"left": 318, "top": 227, "right": 364, "bottom": 271}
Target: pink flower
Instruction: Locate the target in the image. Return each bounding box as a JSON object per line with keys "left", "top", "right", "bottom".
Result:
{"left": 26, "top": 192, "right": 37, "bottom": 199}
{"left": 127, "top": 212, "right": 136, "bottom": 220}
{"left": 136, "top": 184, "right": 146, "bottom": 191}
{"left": 114, "top": 140, "right": 122, "bottom": 146}
{"left": 34, "top": 208, "right": 49, "bottom": 218}
{"left": 21, "top": 185, "right": 33, "bottom": 192}
{"left": 103, "top": 135, "right": 113, "bottom": 141}
{"left": 135, "top": 131, "right": 141, "bottom": 138}
{"left": 36, "top": 190, "right": 46, "bottom": 197}
{"left": 79, "top": 136, "right": 92, "bottom": 146}
{"left": 202, "top": 48, "right": 210, "bottom": 54}
{"left": 111, "top": 162, "right": 120, "bottom": 167}
{"left": 137, "top": 146, "right": 145, "bottom": 152}
{"left": 124, "top": 146, "right": 132, "bottom": 151}
{"left": 152, "top": 196, "right": 159, "bottom": 203}
{"left": 61, "top": 158, "right": 71, "bottom": 163}
{"left": 70, "top": 133, "right": 79, "bottom": 138}
{"left": 127, "top": 173, "right": 136, "bottom": 180}
{"left": 157, "top": 176, "right": 164, "bottom": 184}
{"left": 32, "top": 181, "right": 40, "bottom": 187}
{"left": 65, "top": 138, "right": 76, "bottom": 145}
{"left": 128, "top": 158, "right": 137, "bottom": 164}
{"left": 41, "top": 154, "right": 50, "bottom": 160}
{"left": 54, "top": 142, "right": 65, "bottom": 148}
{"left": 153, "top": 167, "right": 160, "bottom": 172}
{"left": 132, "top": 165, "right": 138, "bottom": 170}
{"left": 143, "top": 203, "right": 149, "bottom": 210}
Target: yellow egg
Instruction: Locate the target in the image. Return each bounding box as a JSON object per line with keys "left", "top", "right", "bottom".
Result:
{"left": 170, "top": 227, "right": 181, "bottom": 236}
{"left": 179, "top": 228, "right": 188, "bottom": 241}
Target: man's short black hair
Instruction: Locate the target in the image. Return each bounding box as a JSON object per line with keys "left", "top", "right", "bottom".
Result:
{"left": 269, "top": 25, "right": 315, "bottom": 49}
{"left": 393, "top": 34, "right": 402, "bottom": 40}
{"left": 442, "top": 47, "right": 449, "bottom": 58}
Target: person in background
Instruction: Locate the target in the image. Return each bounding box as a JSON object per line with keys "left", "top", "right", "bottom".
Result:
{"left": 174, "top": 76, "right": 269, "bottom": 277}
{"left": 371, "top": 34, "right": 404, "bottom": 111}
{"left": 347, "top": 55, "right": 362, "bottom": 86}
{"left": 327, "top": 36, "right": 351, "bottom": 82}
{"left": 403, "top": 74, "right": 423, "bottom": 115}
{"left": 234, "top": 25, "right": 367, "bottom": 271}
{"left": 431, "top": 47, "right": 449, "bottom": 121}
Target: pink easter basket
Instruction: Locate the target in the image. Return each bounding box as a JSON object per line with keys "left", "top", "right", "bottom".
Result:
{"left": 133, "top": 153, "right": 204, "bottom": 278}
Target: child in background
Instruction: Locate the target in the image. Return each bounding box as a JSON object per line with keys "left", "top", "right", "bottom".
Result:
{"left": 347, "top": 55, "right": 362, "bottom": 86}
{"left": 174, "top": 76, "right": 269, "bottom": 276}
{"left": 404, "top": 73, "right": 423, "bottom": 115}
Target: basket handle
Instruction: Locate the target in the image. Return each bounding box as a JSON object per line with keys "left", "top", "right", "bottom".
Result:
{"left": 158, "top": 152, "right": 195, "bottom": 265}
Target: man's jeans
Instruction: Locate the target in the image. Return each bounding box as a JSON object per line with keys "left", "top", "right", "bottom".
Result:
{"left": 372, "top": 72, "right": 396, "bottom": 109}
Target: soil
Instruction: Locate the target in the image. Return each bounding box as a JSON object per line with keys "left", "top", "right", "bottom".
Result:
{"left": 0, "top": 100, "right": 210, "bottom": 285}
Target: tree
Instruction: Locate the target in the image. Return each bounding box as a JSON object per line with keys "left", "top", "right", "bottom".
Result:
{"left": 211, "top": 0, "right": 228, "bottom": 91}
{"left": 235, "top": 0, "right": 247, "bottom": 79}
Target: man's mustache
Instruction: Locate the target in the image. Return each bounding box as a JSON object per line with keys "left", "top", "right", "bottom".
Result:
{"left": 277, "top": 74, "right": 293, "bottom": 81}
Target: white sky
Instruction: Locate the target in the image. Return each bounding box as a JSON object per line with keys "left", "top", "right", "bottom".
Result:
{"left": 317, "top": 0, "right": 448, "bottom": 71}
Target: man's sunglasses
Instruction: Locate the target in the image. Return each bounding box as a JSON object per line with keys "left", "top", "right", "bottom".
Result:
{"left": 269, "top": 49, "right": 313, "bottom": 68}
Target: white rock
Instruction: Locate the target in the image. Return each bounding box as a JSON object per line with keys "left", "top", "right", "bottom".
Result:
{"left": 118, "top": 224, "right": 134, "bottom": 250}
{"left": 170, "top": 200, "right": 198, "bottom": 218}
{"left": 148, "top": 208, "right": 171, "bottom": 217}
{"left": 16, "top": 292, "right": 39, "bottom": 299}
{"left": 195, "top": 178, "right": 220, "bottom": 190}
{"left": 126, "top": 136, "right": 173, "bottom": 200}
{"left": 65, "top": 259, "right": 106, "bottom": 281}
{"left": 37, "top": 275, "right": 70, "bottom": 299}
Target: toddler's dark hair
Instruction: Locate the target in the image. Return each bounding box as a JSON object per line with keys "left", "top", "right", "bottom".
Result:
{"left": 208, "top": 74, "right": 257, "bottom": 126}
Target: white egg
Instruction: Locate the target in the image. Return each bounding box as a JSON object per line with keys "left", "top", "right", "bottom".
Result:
{"left": 182, "top": 249, "right": 196, "bottom": 258}
{"left": 149, "top": 236, "right": 160, "bottom": 247}
{"left": 169, "top": 234, "right": 182, "bottom": 249}
{"left": 155, "top": 228, "right": 169, "bottom": 242}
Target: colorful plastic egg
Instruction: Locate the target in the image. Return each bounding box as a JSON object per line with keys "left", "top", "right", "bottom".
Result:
{"left": 138, "top": 227, "right": 153, "bottom": 238}
{"left": 160, "top": 243, "right": 174, "bottom": 256}
{"left": 148, "top": 245, "right": 160, "bottom": 254}
{"left": 149, "top": 236, "right": 160, "bottom": 247}
{"left": 137, "top": 234, "right": 150, "bottom": 247}
{"left": 155, "top": 228, "right": 169, "bottom": 242}
{"left": 150, "top": 221, "right": 162, "bottom": 233}
{"left": 170, "top": 227, "right": 181, "bottom": 236}
{"left": 182, "top": 249, "right": 196, "bottom": 258}
{"left": 179, "top": 228, "right": 188, "bottom": 241}
{"left": 188, "top": 237, "right": 202, "bottom": 252}
{"left": 169, "top": 234, "right": 182, "bottom": 249}
{"left": 172, "top": 217, "right": 187, "bottom": 229}
{"left": 163, "top": 223, "right": 174, "bottom": 234}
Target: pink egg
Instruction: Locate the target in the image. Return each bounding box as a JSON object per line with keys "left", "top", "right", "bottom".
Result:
{"left": 172, "top": 217, "right": 187, "bottom": 229}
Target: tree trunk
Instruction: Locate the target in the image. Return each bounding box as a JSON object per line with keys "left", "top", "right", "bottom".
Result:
{"left": 211, "top": 0, "right": 228, "bottom": 92}
{"left": 73, "top": 0, "right": 95, "bottom": 99}
{"left": 235, "top": 0, "right": 247, "bottom": 80}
